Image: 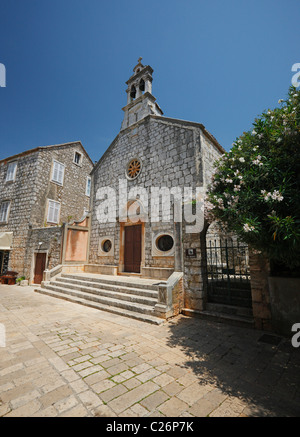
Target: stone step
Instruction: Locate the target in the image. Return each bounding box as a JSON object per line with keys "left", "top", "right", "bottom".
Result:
{"left": 182, "top": 308, "right": 254, "bottom": 329}
{"left": 46, "top": 280, "right": 157, "bottom": 306}
{"left": 207, "top": 294, "right": 252, "bottom": 308}
{"left": 55, "top": 276, "right": 158, "bottom": 299}
{"left": 208, "top": 286, "right": 252, "bottom": 298}
{"left": 35, "top": 287, "right": 164, "bottom": 325}
{"left": 60, "top": 273, "right": 161, "bottom": 291}
{"left": 39, "top": 283, "right": 157, "bottom": 316}
{"left": 206, "top": 302, "right": 253, "bottom": 318}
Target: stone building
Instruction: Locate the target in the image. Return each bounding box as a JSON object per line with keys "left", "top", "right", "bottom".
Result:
{"left": 87, "top": 59, "right": 225, "bottom": 315}
{"left": 0, "top": 141, "right": 93, "bottom": 283}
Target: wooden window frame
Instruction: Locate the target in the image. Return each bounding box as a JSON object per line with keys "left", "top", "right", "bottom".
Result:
{"left": 0, "top": 200, "right": 11, "bottom": 223}
{"left": 73, "top": 151, "right": 83, "bottom": 167}
{"left": 6, "top": 161, "right": 17, "bottom": 182}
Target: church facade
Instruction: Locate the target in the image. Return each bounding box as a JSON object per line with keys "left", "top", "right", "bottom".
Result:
{"left": 88, "top": 59, "right": 225, "bottom": 315}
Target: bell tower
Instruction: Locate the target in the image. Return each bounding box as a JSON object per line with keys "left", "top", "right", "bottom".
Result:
{"left": 121, "top": 58, "right": 163, "bottom": 131}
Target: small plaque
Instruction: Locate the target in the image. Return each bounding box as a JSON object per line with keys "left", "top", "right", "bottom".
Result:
{"left": 186, "top": 248, "right": 196, "bottom": 258}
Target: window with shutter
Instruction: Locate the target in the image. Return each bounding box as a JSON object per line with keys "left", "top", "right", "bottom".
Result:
{"left": 51, "top": 160, "right": 65, "bottom": 185}
{"left": 47, "top": 200, "right": 60, "bottom": 224}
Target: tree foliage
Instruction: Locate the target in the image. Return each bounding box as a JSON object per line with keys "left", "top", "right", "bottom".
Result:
{"left": 206, "top": 86, "right": 300, "bottom": 269}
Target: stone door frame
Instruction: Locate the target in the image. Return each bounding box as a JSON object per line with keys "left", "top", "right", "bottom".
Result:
{"left": 31, "top": 250, "right": 48, "bottom": 285}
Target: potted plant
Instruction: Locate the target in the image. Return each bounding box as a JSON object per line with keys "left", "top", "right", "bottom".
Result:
{"left": 16, "top": 276, "right": 28, "bottom": 286}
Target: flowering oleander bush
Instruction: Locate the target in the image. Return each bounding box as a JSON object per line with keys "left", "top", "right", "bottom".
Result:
{"left": 206, "top": 86, "right": 300, "bottom": 271}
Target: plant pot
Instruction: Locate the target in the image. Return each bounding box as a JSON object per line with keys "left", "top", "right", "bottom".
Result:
{"left": 268, "top": 276, "right": 300, "bottom": 336}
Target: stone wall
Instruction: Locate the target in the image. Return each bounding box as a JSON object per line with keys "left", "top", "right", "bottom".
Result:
{"left": 0, "top": 151, "right": 40, "bottom": 274}
{"left": 249, "top": 252, "right": 272, "bottom": 331}
{"left": 24, "top": 226, "right": 63, "bottom": 282}
{"left": 0, "top": 143, "right": 93, "bottom": 277}
{"left": 33, "top": 143, "right": 92, "bottom": 227}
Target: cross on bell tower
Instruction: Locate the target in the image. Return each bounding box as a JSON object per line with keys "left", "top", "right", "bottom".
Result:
{"left": 121, "top": 58, "right": 163, "bottom": 131}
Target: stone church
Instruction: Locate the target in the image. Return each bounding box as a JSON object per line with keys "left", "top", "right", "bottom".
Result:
{"left": 86, "top": 58, "right": 225, "bottom": 317}
{"left": 37, "top": 60, "right": 268, "bottom": 328}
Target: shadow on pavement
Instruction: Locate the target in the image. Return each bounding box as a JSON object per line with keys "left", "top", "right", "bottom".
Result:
{"left": 165, "top": 315, "right": 300, "bottom": 416}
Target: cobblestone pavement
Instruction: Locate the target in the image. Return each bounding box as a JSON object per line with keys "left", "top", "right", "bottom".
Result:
{"left": 0, "top": 285, "right": 300, "bottom": 417}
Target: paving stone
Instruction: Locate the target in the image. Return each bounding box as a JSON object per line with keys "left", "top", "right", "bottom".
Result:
{"left": 99, "top": 384, "right": 128, "bottom": 403}
{"left": 69, "top": 378, "right": 89, "bottom": 394}
{"left": 0, "top": 382, "right": 36, "bottom": 403}
{"left": 162, "top": 381, "right": 184, "bottom": 396}
{"left": 83, "top": 370, "right": 110, "bottom": 386}
{"left": 108, "top": 381, "right": 159, "bottom": 414}
{"left": 131, "top": 363, "right": 152, "bottom": 374}
{"left": 130, "top": 403, "right": 149, "bottom": 417}
{"left": 140, "top": 390, "right": 170, "bottom": 411}
{"left": 53, "top": 395, "right": 79, "bottom": 414}
{"left": 72, "top": 361, "right": 94, "bottom": 372}
{"left": 39, "top": 385, "right": 73, "bottom": 408}
{"left": 106, "top": 363, "right": 129, "bottom": 376}
{"left": 92, "top": 379, "right": 116, "bottom": 394}
{"left": 166, "top": 366, "right": 187, "bottom": 379}
{"left": 153, "top": 373, "right": 174, "bottom": 387}
{"left": 78, "top": 390, "right": 103, "bottom": 409}
{"left": 78, "top": 365, "right": 103, "bottom": 378}
{"left": 177, "top": 384, "right": 212, "bottom": 406}
{"left": 189, "top": 398, "right": 216, "bottom": 417}
{"left": 32, "top": 406, "right": 58, "bottom": 417}
{"left": 123, "top": 377, "right": 142, "bottom": 390}
{"left": 94, "top": 404, "right": 117, "bottom": 417}
{"left": 203, "top": 388, "right": 228, "bottom": 407}
{"left": 159, "top": 396, "right": 189, "bottom": 417}
{"left": 59, "top": 404, "right": 89, "bottom": 417}
{"left": 101, "top": 358, "right": 122, "bottom": 369}
{"left": 5, "top": 399, "right": 42, "bottom": 417}
{"left": 136, "top": 368, "right": 161, "bottom": 383}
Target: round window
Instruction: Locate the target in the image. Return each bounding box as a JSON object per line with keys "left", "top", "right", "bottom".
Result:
{"left": 101, "top": 239, "right": 112, "bottom": 253}
{"left": 126, "top": 158, "right": 142, "bottom": 180}
{"left": 156, "top": 235, "right": 174, "bottom": 252}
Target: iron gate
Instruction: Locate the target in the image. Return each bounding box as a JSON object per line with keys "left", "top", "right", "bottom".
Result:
{"left": 206, "top": 237, "right": 252, "bottom": 308}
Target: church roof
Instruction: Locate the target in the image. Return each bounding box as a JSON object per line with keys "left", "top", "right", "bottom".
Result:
{"left": 91, "top": 114, "right": 224, "bottom": 175}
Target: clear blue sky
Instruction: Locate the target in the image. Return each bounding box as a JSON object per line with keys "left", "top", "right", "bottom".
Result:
{"left": 0, "top": 0, "right": 299, "bottom": 163}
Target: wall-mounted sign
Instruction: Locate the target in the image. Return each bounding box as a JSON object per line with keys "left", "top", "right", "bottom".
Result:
{"left": 185, "top": 248, "right": 196, "bottom": 258}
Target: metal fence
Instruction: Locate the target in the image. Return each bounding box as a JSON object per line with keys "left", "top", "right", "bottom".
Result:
{"left": 206, "top": 237, "right": 252, "bottom": 308}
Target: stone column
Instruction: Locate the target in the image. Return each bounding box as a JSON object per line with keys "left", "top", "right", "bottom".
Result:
{"left": 145, "top": 78, "right": 152, "bottom": 94}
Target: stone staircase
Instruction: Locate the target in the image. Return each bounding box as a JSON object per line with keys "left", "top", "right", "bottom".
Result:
{"left": 35, "top": 273, "right": 166, "bottom": 325}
